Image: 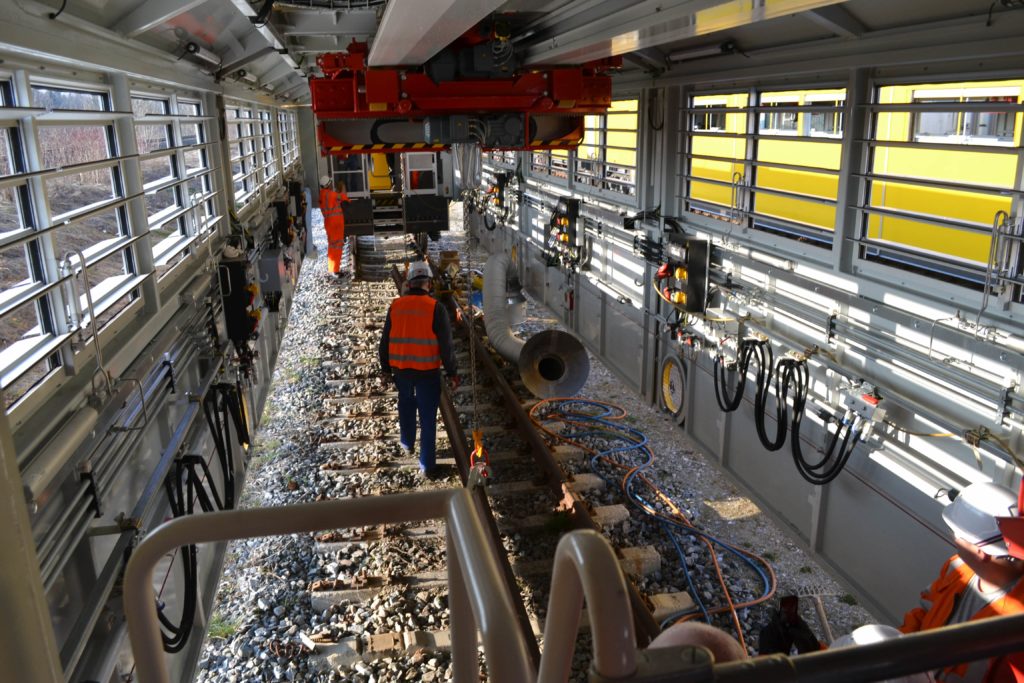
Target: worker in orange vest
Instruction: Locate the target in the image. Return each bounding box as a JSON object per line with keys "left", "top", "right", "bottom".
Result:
{"left": 319, "top": 175, "right": 350, "bottom": 278}
{"left": 900, "top": 482, "right": 1024, "bottom": 682}
{"left": 378, "top": 261, "right": 458, "bottom": 478}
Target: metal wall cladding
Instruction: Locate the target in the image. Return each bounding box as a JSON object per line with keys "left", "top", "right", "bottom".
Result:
{"left": 603, "top": 304, "right": 643, "bottom": 391}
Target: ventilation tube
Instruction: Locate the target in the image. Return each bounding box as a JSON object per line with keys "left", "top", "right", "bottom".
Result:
{"left": 482, "top": 253, "right": 590, "bottom": 398}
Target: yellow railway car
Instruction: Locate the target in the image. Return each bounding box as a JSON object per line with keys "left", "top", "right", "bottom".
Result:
{"left": 690, "top": 81, "right": 1023, "bottom": 268}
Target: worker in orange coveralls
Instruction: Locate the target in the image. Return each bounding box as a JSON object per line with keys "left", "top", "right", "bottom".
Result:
{"left": 900, "top": 482, "right": 1024, "bottom": 682}
{"left": 319, "top": 174, "right": 350, "bottom": 278}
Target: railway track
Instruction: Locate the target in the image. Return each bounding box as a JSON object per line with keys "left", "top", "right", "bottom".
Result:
{"left": 197, "top": 229, "right": 777, "bottom": 683}
{"left": 287, "top": 235, "right": 685, "bottom": 680}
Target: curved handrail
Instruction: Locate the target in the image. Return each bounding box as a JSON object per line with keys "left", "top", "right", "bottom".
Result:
{"left": 537, "top": 529, "right": 638, "bottom": 683}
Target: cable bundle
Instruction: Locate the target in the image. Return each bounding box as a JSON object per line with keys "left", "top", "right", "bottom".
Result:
{"left": 714, "top": 338, "right": 771, "bottom": 413}
{"left": 530, "top": 398, "right": 776, "bottom": 650}
{"left": 159, "top": 383, "right": 249, "bottom": 652}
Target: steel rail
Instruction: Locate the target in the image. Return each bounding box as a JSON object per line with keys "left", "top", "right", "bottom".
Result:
{"left": 388, "top": 264, "right": 543, "bottom": 670}
{"left": 445, "top": 290, "right": 662, "bottom": 647}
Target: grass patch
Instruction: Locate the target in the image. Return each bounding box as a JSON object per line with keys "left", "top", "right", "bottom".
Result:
{"left": 799, "top": 566, "right": 813, "bottom": 574}
{"left": 839, "top": 594, "right": 858, "bottom": 606}
{"left": 208, "top": 613, "right": 239, "bottom": 639}
{"left": 249, "top": 439, "right": 283, "bottom": 469}
{"left": 762, "top": 551, "right": 777, "bottom": 562}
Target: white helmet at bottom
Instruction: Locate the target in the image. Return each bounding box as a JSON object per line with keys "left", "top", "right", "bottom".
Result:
{"left": 942, "top": 481, "right": 1018, "bottom": 556}
{"left": 832, "top": 625, "right": 933, "bottom": 682}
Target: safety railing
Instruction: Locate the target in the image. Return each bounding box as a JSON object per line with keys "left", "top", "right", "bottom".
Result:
{"left": 124, "top": 489, "right": 535, "bottom": 683}
{"left": 126, "top": 487, "right": 1024, "bottom": 683}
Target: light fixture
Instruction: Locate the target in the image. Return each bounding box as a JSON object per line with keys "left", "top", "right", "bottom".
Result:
{"left": 667, "top": 40, "right": 737, "bottom": 63}
{"left": 236, "top": 69, "right": 258, "bottom": 85}
{"left": 185, "top": 42, "right": 221, "bottom": 67}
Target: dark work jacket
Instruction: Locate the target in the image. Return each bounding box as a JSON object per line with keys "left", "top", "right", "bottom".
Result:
{"left": 379, "top": 289, "right": 456, "bottom": 377}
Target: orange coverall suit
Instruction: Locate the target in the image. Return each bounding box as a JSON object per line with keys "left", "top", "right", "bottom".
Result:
{"left": 900, "top": 555, "right": 1024, "bottom": 682}
{"left": 319, "top": 188, "right": 349, "bottom": 274}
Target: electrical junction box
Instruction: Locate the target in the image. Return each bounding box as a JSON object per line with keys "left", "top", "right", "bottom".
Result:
{"left": 842, "top": 390, "right": 886, "bottom": 440}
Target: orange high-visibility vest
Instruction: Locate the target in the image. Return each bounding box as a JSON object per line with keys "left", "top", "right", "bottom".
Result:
{"left": 901, "top": 555, "right": 1024, "bottom": 681}
{"left": 387, "top": 295, "right": 440, "bottom": 371}
{"left": 320, "top": 189, "right": 348, "bottom": 227}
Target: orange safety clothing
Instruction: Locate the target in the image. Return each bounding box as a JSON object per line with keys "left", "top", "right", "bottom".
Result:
{"left": 320, "top": 188, "right": 349, "bottom": 273}
{"left": 900, "top": 555, "right": 1024, "bottom": 681}
{"left": 386, "top": 295, "right": 441, "bottom": 371}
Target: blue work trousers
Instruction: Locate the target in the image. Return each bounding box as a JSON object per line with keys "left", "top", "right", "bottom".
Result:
{"left": 393, "top": 370, "right": 442, "bottom": 470}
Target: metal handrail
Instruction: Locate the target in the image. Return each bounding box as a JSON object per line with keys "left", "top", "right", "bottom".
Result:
{"left": 124, "top": 489, "right": 536, "bottom": 683}
{"left": 60, "top": 249, "right": 113, "bottom": 396}
{"left": 712, "top": 613, "right": 1024, "bottom": 682}
{"left": 537, "top": 530, "right": 637, "bottom": 682}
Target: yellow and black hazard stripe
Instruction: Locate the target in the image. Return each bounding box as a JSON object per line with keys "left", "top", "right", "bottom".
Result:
{"left": 528, "top": 132, "right": 584, "bottom": 147}
{"left": 327, "top": 142, "right": 448, "bottom": 153}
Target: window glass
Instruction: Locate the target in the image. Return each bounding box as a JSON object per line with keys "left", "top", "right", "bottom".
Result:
{"left": 31, "top": 86, "right": 107, "bottom": 111}
{"left": 0, "top": 131, "right": 25, "bottom": 232}
{"left": 145, "top": 186, "right": 179, "bottom": 218}
{"left": 865, "top": 80, "right": 1021, "bottom": 277}
{"left": 135, "top": 124, "right": 172, "bottom": 154}
{"left": 0, "top": 243, "right": 32, "bottom": 291}
{"left": 687, "top": 93, "right": 749, "bottom": 218}
{"left": 37, "top": 125, "right": 111, "bottom": 169}
{"left": 0, "top": 296, "right": 52, "bottom": 411}
{"left": 140, "top": 155, "right": 175, "bottom": 186}
{"left": 177, "top": 100, "right": 201, "bottom": 117}
{"left": 51, "top": 206, "right": 124, "bottom": 259}
{"left": 131, "top": 97, "right": 167, "bottom": 117}
{"left": 181, "top": 123, "right": 203, "bottom": 146}
{"left": 45, "top": 167, "right": 119, "bottom": 220}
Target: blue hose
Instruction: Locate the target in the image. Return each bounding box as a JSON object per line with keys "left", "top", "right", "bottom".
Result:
{"left": 534, "top": 399, "right": 775, "bottom": 631}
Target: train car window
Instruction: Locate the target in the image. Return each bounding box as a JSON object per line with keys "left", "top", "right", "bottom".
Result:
{"left": 177, "top": 100, "right": 201, "bottom": 117}
{"left": 30, "top": 85, "right": 107, "bottom": 111}
{"left": 753, "top": 89, "right": 844, "bottom": 245}
{"left": 684, "top": 89, "right": 844, "bottom": 248}
{"left": 278, "top": 110, "right": 298, "bottom": 167}
{"left": 530, "top": 149, "right": 568, "bottom": 181}
{"left": 0, "top": 81, "right": 58, "bottom": 410}
{"left": 131, "top": 95, "right": 190, "bottom": 276}
{"left": 29, "top": 81, "right": 140, "bottom": 339}
{"left": 486, "top": 149, "right": 516, "bottom": 166}
{"left": 574, "top": 98, "right": 638, "bottom": 200}
{"left": 226, "top": 101, "right": 259, "bottom": 206}
{"left": 685, "top": 92, "right": 749, "bottom": 223}
{"left": 258, "top": 110, "right": 277, "bottom": 182}
{"left": 861, "top": 79, "right": 1023, "bottom": 290}
{"left": 131, "top": 96, "right": 167, "bottom": 117}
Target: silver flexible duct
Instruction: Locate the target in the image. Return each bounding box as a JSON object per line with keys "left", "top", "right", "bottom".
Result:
{"left": 482, "top": 253, "right": 589, "bottom": 398}
{"left": 483, "top": 252, "right": 525, "bottom": 362}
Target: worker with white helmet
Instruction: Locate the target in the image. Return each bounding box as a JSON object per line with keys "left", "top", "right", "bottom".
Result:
{"left": 898, "top": 481, "right": 1023, "bottom": 682}
{"left": 379, "top": 261, "right": 459, "bottom": 478}
{"left": 319, "top": 174, "right": 350, "bottom": 278}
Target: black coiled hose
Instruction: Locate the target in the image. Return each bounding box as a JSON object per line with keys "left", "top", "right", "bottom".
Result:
{"left": 754, "top": 356, "right": 808, "bottom": 452}
{"left": 714, "top": 338, "right": 771, "bottom": 413}
{"left": 790, "top": 371, "right": 860, "bottom": 486}
{"left": 159, "top": 384, "right": 248, "bottom": 652}
{"left": 159, "top": 456, "right": 223, "bottom": 652}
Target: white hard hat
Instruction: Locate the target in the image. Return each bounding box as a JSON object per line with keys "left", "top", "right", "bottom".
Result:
{"left": 832, "top": 624, "right": 902, "bottom": 649}
{"left": 832, "top": 626, "right": 931, "bottom": 683}
{"left": 942, "top": 482, "right": 1018, "bottom": 556}
{"left": 319, "top": 174, "right": 330, "bottom": 187}
{"left": 407, "top": 261, "right": 432, "bottom": 283}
